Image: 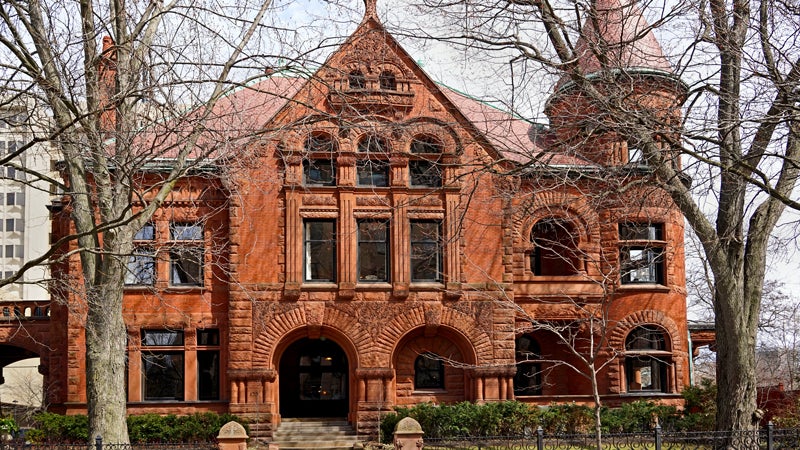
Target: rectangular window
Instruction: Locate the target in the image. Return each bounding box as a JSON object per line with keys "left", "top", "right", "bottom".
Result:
{"left": 170, "top": 223, "right": 203, "bottom": 286}
{"left": 126, "top": 248, "right": 156, "bottom": 285}
{"left": 358, "top": 220, "right": 389, "bottom": 282}
{"left": 4, "top": 218, "right": 23, "bottom": 232}
{"left": 127, "top": 224, "right": 156, "bottom": 286}
{"left": 197, "top": 329, "right": 220, "bottom": 401}
{"left": 303, "top": 159, "right": 336, "bottom": 186}
{"left": 619, "top": 223, "right": 665, "bottom": 285}
{"left": 356, "top": 160, "right": 389, "bottom": 187}
{"left": 409, "top": 160, "right": 442, "bottom": 187}
{"left": 142, "top": 330, "right": 184, "bottom": 401}
{"left": 304, "top": 220, "right": 336, "bottom": 282}
{"left": 4, "top": 244, "right": 12, "bottom": 258}
{"left": 410, "top": 221, "right": 441, "bottom": 282}
{"left": 5, "top": 192, "right": 23, "bottom": 206}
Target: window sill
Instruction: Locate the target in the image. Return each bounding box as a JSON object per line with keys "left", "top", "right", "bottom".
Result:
{"left": 413, "top": 389, "right": 447, "bottom": 394}
{"left": 164, "top": 285, "right": 205, "bottom": 293}
{"left": 620, "top": 391, "right": 679, "bottom": 397}
{"left": 356, "top": 282, "right": 392, "bottom": 290}
{"left": 123, "top": 285, "right": 156, "bottom": 291}
{"left": 410, "top": 282, "right": 444, "bottom": 290}
{"left": 302, "top": 282, "right": 337, "bottom": 290}
{"left": 617, "top": 283, "right": 670, "bottom": 292}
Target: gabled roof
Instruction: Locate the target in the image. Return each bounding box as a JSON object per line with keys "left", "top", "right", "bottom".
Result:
{"left": 556, "top": 0, "right": 673, "bottom": 89}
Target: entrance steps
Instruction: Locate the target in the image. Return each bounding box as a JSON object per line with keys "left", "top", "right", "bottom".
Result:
{"left": 270, "top": 418, "right": 362, "bottom": 450}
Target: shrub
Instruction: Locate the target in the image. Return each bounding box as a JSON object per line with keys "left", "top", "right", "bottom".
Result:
{"left": 538, "top": 403, "right": 594, "bottom": 434}
{"left": 27, "top": 412, "right": 246, "bottom": 443}
{"left": 677, "top": 379, "right": 716, "bottom": 431}
{"left": 0, "top": 416, "right": 19, "bottom": 435}
{"left": 600, "top": 400, "right": 679, "bottom": 433}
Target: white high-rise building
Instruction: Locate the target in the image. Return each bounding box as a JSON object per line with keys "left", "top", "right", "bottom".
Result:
{"left": 0, "top": 101, "right": 57, "bottom": 305}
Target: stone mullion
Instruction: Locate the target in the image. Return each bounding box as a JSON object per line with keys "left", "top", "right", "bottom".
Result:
{"left": 392, "top": 192, "right": 409, "bottom": 298}
{"left": 339, "top": 192, "right": 356, "bottom": 298}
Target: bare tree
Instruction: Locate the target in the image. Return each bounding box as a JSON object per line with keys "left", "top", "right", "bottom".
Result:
{"left": 392, "top": 0, "right": 800, "bottom": 434}
{"left": 0, "top": 0, "right": 323, "bottom": 441}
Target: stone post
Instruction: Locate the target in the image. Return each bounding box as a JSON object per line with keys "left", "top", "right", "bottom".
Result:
{"left": 218, "top": 421, "right": 248, "bottom": 450}
{"left": 393, "top": 417, "right": 424, "bottom": 450}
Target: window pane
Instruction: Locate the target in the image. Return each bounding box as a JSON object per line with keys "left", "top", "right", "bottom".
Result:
{"left": 514, "top": 363, "right": 542, "bottom": 396}
{"left": 358, "top": 221, "right": 388, "bottom": 282}
{"left": 619, "top": 223, "right": 663, "bottom": 241}
{"left": 410, "top": 160, "right": 441, "bottom": 187}
{"left": 198, "top": 329, "right": 220, "bottom": 346}
{"left": 410, "top": 136, "right": 442, "bottom": 154}
{"left": 143, "top": 352, "right": 184, "bottom": 400}
{"left": 348, "top": 70, "right": 365, "bottom": 89}
{"left": 357, "top": 160, "right": 389, "bottom": 187}
{"left": 170, "top": 247, "right": 204, "bottom": 286}
{"left": 303, "top": 160, "right": 336, "bottom": 186}
{"left": 198, "top": 350, "right": 220, "bottom": 400}
{"left": 125, "top": 249, "right": 155, "bottom": 285}
{"left": 135, "top": 224, "right": 155, "bottom": 240}
{"left": 621, "top": 247, "right": 663, "bottom": 284}
{"left": 379, "top": 71, "right": 396, "bottom": 90}
{"left": 304, "top": 220, "right": 336, "bottom": 282}
{"left": 358, "top": 136, "right": 388, "bottom": 153}
{"left": 170, "top": 223, "right": 203, "bottom": 240}
{"left": 411, "top": 221, "right": 441, "bottom": 282}
{"left": 142, "top": 330, "right": 184, "bottom": 346}
{"left": 414, "top": 353, "right": 444, "bottom": 389}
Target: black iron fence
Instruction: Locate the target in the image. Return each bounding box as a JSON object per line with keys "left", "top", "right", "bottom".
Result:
{"left": 2, "top": 437, "right": 217, "bottom": 450}
{"left": 425, "top": 423, "right": 800, "bottom": 450}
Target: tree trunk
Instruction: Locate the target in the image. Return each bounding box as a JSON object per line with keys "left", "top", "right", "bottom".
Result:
{"left": 714, "top": 280, "right": 758, "bottom": 436}
{"left": 84, "top": 258, "right": 130, "bottom": 443}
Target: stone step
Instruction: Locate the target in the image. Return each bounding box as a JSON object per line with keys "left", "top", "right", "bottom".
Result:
{"left": 271, "top": 417, "right": 361, "bottom": 450}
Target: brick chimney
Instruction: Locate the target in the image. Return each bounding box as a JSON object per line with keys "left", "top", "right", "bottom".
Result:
{"left": 98, "top": 36, "right": 117, "bottom": 134}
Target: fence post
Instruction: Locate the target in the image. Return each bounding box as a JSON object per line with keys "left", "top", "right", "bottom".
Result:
{"left": 217, "top": 421, "right": 248, "bottom": 450}
{"left": 393, "top": 417, "right": 424, "bottom": 450}
{"left": 654, "top": 424, "right": 661, "bottom": 450}
{"left": 95, "top": 435, "right": 102, "bottom": 450}
{"left": 536, "top": 426, "right": 543, "bottom": 450}
{"left": 767, "top": 421, "right": 774, "bottom": 450}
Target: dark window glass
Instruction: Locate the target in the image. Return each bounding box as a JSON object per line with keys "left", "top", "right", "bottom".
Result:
{"left": 170, "top": 247, "right": 204, "bottom": 286}
{"left": 414, "top": 353, "right": 444, "bottom": 389}
{"left": 305, "top": 134, "right": 337, "bottom": 153}
{"left": 530, "top": 219, "right": 580, "bottom": 276}
{"left": 409, "top": 160, "right": 441, "bottom": 187}
{"left": 358, "top": 220, "right": 388, "bottom": 282}
{"left": 358, "top": 136, "right": 388, "bottom": 153}
{"left": 410, "top": 136, "right": 442, "bottom": 154}
{"left": 410, "top": 221, "right": 441, "bottom": 282}
{"left": 304, "top": 220, "right": 336, "bottom": 282}
{"left": 619, "top": 223, "right": 663, "bottom": 241}
{"left": 379, "top": 71, "right": 396, "bottom": 90}
{"left": 197, "top": 329, "right": 220, "bottom": 401}
{"left": 514, "top": 335, "right": 542, "bottom": 396}
{"left": 348, "top": 70, "right": 365, "bottom": 89}
{"left": 143, "top": 352, "right": 184, "bottom": 401}
{"left": 356, "top": 160, "right": 389, "bottom": 187}
{"left": 303, "top": 159, "right": 336, "bottom": 186}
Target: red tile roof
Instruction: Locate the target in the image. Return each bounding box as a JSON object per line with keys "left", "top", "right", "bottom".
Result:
{"left": 557, "top": 0, "right": 673, "bottom": 88}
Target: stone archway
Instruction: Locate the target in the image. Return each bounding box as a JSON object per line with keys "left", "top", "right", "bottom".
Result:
{"left": 279, "top": 337, "right": 349, "bottom": 418}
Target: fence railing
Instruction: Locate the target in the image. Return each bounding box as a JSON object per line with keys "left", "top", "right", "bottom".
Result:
{"left": 424, "top": 423, "right": 800, "bottom": 450}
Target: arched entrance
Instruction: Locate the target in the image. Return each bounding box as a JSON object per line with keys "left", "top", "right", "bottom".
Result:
{"left": 279, "top": 338, "right": 348, "bottom": 418}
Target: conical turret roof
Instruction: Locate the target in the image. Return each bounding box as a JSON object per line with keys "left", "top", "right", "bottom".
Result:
{"left": 556, "top": 0, "right": 673, "bottom": 88}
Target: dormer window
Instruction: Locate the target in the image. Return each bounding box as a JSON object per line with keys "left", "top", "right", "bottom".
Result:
{"left": 379, "top": 71, "right": 397, "bottom": 90}
{"left": 349, "top": 70, "right": 365, "bottom": 90}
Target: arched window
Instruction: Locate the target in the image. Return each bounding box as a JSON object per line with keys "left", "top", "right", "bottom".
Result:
{"left": 625, "top": 325, "right": 671, "bottom": 393}
{"left": 410, "top": 135, "right": 442, "bottom": 154}
{"left": 514, "top": 335, "right": 542, "bottom": 396}
{"left": 379, "top": 71, "right": 397, "bottom": 90}
{"left": 348, "top": 70, "right": 366, "bottom": 89}
{"left": 414, "top": 353, "right": 444, "bottom": 390}
{"left": 530, "top": 219, "right": 580, "bottom": 276}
